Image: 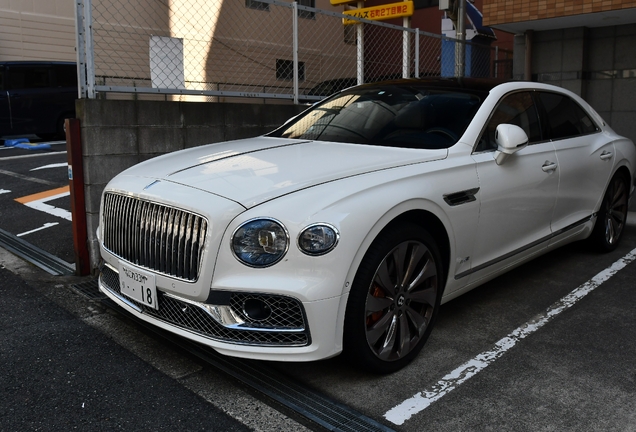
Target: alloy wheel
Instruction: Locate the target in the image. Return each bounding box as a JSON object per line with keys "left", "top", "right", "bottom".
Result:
{"left": 364, "top": 240, "right": 438, "bottom": 361}
{"left": 603, "top": 176, "right": 628, "bottom": 245}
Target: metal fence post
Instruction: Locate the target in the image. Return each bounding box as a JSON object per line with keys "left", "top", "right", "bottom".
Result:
{"left": 292, "top": 2, "right": 299, "bottom": 104}
{"left": 414, "top": 31, "right": 420, "bottom": 78}
{"left": 74, "top": 0, "right": 87, "bottom": 98}
{"left": 356, "top": 1, "right": 364, "bottom": 85}
{"left": 402, "top": 16, "right": 410, "bottom": 78}
{"left": 83, "top": 0, "right": 96, "bottom": 99}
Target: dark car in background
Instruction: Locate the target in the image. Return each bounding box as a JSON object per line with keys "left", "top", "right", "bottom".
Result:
{"left": 0, "top": 61, "right": 77, "bottom": 140}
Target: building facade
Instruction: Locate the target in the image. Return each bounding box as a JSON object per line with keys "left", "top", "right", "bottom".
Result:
{"left": 0, "top": 0, "right": 76, "bottom": 61}
{"left": 482, "top": 0, "right": 636, "bottom": 142}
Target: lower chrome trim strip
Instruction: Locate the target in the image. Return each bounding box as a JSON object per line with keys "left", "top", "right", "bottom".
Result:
{"left": 455, "top": 214, "right": 594, "bottom": 280}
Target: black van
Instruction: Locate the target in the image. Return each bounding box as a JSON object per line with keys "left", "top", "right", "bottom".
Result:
{"left": 0, "top": 61, "right": 77, "bottom": 140}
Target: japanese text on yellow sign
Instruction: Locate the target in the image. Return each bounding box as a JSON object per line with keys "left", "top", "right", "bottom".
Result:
{"left": 342, "top": 1, "right": 414, "bottom": 25}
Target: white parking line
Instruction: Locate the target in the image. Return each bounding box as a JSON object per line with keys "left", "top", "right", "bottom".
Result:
{"left": 22, "top": 193, "right": 72, "bottom": 221}
{"left": 384, "top": 247, "right": 636, "bottom": 426}
{"left": 0, "top": 151, "right": 67, "bottom": 161}
{"left": 15, "top": 186, "right": 72, "bottom": 222}
{"left": 0, "top": 189, "right": 10, "bottom": 195}
{"left": 30, "top": 163, "right": 68, "bottom": 171}
{"left": 17, "top": 222, "right": 60, "bottom": 237}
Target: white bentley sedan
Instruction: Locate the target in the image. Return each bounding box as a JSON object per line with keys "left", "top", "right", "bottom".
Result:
{"left": 98, "top": 79, "right": 635, "bottom": 373}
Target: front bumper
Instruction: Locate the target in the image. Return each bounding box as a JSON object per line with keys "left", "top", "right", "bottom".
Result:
{"left": 99, "top": 264, "right": 345, "bottom": 361}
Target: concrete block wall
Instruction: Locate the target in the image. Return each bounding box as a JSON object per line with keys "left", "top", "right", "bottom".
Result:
{"left": 77, "top": 99, "right": 306, "bottom": 271}
{"left": 513, "top": 23, "right": 636, "bottom": 145}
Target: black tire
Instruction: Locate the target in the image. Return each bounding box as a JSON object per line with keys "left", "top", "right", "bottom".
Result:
{"left": 55, "top": 113, "right": 74, "bottom": 139}
{"left": 343, "top": 223, "right": 444, "bottom": 374}
{"left": 36, "top": 113, "right": 73, "bottom": 141}
{"left": 589, "top": 172, "right": 629, "bottom": 252}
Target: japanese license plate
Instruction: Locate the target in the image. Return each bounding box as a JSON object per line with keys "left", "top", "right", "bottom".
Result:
{"left": 118, "top": 262, "right": 158, "bottom": 310}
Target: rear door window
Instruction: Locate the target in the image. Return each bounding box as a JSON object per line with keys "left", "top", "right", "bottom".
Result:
{"left": 537, "top": 92, "right": 599, "bottom": 140}
{"left": 54, "top": 65, "right": 77, "bottom": 87}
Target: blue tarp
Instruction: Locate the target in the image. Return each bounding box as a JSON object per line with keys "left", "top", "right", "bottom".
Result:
{"left": 3, "top": 138, "right": 51, "bottom": 150}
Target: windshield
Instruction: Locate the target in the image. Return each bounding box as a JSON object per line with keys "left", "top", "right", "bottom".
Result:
{"left": 269, "top": 85, "right": 484, "bottom": 149}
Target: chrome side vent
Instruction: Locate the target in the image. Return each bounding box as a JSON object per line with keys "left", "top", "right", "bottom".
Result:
{"left": 102, "top": 192, "right": 208, "bottom": 281}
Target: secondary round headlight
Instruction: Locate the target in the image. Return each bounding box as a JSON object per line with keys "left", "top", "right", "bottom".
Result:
{"left": 298, "top": 223, "right": 339, "bottom": 256}
{"left": 232, "top": 218, "right": 289, "bottom": 267}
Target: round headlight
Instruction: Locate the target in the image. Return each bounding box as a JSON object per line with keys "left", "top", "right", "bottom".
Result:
{"left": 298, "top": 223, "right": 339, "bottom": 256}
{"left": 232, "top": 218, "right": 289, "bottom": 267}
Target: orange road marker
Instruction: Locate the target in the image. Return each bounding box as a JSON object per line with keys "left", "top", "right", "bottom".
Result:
{"left": 15, "top": 186, "right": 70, "bottom": 204}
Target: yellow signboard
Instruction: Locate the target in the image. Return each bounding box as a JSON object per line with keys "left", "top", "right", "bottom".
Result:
{"left": 330, "top": 0, "right": 362, "bottom": 5}
{"left": 343, "top": 1, "right": 414, "bottom": 25}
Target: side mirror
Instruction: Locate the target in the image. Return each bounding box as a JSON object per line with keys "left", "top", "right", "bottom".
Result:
{"left": 494, "top": 124, "right": 529, "bottom": 165}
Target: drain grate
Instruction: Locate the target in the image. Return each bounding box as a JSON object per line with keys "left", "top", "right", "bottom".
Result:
{"left": 71, "top": 279, "right": 105, "bottom": 300}
{"left": 0, "top": 227, "right": 75, "bottom": 276}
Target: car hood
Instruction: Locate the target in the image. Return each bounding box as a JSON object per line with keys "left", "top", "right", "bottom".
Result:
{"left": 119, "top": 137, "right": 448, "bottom": 208}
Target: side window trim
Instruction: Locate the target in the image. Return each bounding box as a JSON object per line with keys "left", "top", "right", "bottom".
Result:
{"left": 472, "top": 89, "right": 545, "bottom": 154}
{"left": 530, "top": 90, "right": 551, "bottom": 145}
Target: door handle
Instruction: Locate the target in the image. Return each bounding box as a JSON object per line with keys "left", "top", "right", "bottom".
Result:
{"left": 600, "top": 151, "right": 613, "bottom": 161}
{"left": 542, "top": 161, "right": 557, "bottom": 172}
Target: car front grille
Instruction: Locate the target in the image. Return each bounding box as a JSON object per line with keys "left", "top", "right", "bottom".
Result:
{"left": 102, "top": 192, "right": 207, "bottom": 282}
{"left": 100, "top": 265, "right": 310, "bottom": 347}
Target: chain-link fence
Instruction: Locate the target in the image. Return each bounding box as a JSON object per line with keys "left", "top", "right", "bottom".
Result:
{"left": 76, "top": 0, "right": 512, "bottom": 103}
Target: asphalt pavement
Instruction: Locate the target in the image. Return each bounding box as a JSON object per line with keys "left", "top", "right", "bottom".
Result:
{"left": 0, "top": 261, "right": 253, "bottom": 431}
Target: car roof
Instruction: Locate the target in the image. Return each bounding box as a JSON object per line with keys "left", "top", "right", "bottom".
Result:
{"left": 353, "top": 77, "right": 505, "bottom": 93}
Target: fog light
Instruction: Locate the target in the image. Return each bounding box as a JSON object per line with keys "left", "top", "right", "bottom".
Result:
{"left": 243, "top": 298, "right": 272, "bottom": 321}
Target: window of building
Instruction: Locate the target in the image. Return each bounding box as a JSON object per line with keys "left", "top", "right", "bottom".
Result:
{"left": 276, "top": 59, "right": 305, "bottom": 81}
{"left": 413, "top": 0, "right": 439, "bottom": 9}
{"left": 298, "top": 0, "right": 315, "bottom": 19}
{"left": 246, "top": 0, "right": 269, "bottom": 11}
{"left": 344, "top": 24, "right": 356, "bottom": 45}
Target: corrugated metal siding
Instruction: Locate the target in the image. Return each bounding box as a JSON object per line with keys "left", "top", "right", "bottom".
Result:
{"left": 0, "top": 3, "right": 75, "bottom": 61}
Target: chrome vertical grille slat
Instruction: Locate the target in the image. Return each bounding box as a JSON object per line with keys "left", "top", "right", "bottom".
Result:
{"left": 159, "top": 206, "right": 169, "bottom": 274}
{"left": 102, "top": 192, "right": 208, "bottom": 282}
{"left": 133, "top": 198, "right": 142, "bottom": 265}
{"left": 150, "top": 204, "right": 159, "bottom": 270}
